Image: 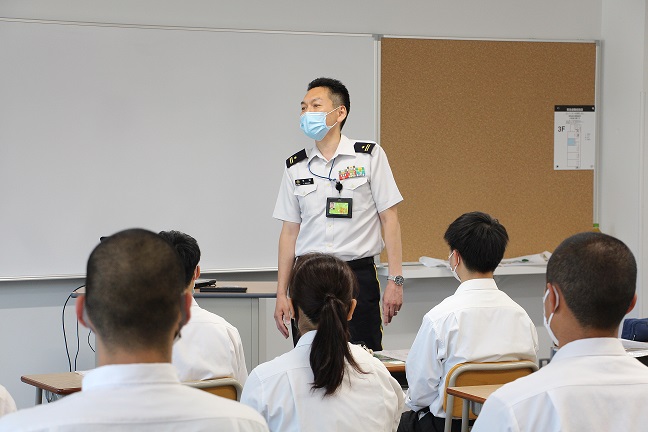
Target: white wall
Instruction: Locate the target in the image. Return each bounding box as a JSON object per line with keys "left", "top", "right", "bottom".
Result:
{"left": 0, "top": 0, "right": 601, "bottom": 39}
{"left": 4, "top": 0, "right": 646, "bottom": 411}
{"left": 643, "top": 4, "right": 648, "bottom": 320}
{"left": 599, "top": 0, "right": 647, "bottom": 318}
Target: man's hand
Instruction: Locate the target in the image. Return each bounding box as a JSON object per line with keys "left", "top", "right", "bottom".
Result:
{"left": 274, "top": 294, "right": 294, "bottom": 338}
{"left": 382, "top": 280, "right": 403, "bottom": 324}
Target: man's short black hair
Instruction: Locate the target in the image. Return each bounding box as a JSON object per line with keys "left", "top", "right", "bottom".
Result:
{"left": 85, "top": 228, "right": 185, "bottom": 350}
{"left": 307, "top": 77, "right": 350, "bottom": 129}
{"left": 547, "top": 232, "right": 636, "bottom": 331}
{"left": 159, "top": 230, "right": 201, "bottom": 286}
{"left": 443, "top": 211, "right": 509, "bottom": 273}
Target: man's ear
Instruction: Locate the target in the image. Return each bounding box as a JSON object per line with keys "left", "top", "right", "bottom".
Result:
{"left": 627, "top": 294, "right": 638, "bottom": 314}
{"left": 194, "top": 265, "right": 201, "bottom": 281}
{"left": 336, "top": 105, "right": 348, "bottom": 124}
{"left": 76, "top": 294, "right": 92, "bottom": 330}
{"left": 545, "top": 283, "right": 561, "bottom": 312}
{"left": 348, "top": 299, "right": 357, "bottom": 321}
{"left": 181, "top": 290, "right": 192, "bottom": 326}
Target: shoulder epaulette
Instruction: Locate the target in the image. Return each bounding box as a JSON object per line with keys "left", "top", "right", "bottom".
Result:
{"left": 354, "top": 142, "right": 376, "bottom": 154}
{"left": 286, "top": 149, "right": 307, "bottom": 168}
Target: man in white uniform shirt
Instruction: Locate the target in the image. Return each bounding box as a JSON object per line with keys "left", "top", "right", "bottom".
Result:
{"left": 0, "top": 229, "right": 268, "bottom": 432}
{"left": 273, "top": 77, "right": 404, "bottom": 351}
{"left": 473, "top": 232, "right": 648, "bottom": 432}
{"left": 159, "top": 230, "right": 248, "bottom": 384}
{"left": 400, "top": 212, "right": 538, "bottom": 432}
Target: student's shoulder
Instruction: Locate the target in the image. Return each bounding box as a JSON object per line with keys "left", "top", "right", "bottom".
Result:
{"left": 248, "top": 351, "right": 298, "bottom": 382}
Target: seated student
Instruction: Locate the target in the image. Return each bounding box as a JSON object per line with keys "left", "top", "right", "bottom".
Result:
{"left": 241, "top": 253, "right": 405, "bottom": 432}
{"left": 473, "top": 232, "right": 648, "bottom": 432}
{"left": 159, "top": 230, "right": 248, "bottom": 384}
{"left": 400, "top": 212, "right": 538, "bottom": 432}
{"left": 0, "top": 385, "right": 16, "bottom": 418}
{"left": 0, "top": 229, "right": 268, "bottom": 432}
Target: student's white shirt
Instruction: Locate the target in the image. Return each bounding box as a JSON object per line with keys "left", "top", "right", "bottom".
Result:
{"left": 173, "top": 297, "right": 248, "bottom": 384}
{"left": 241, "top": 330, "right": 405, "bottom": 432}
{"left": 0, "top": 386, "right": 16, "bottom": 418}
{"left": 405, "top": 278, "right": 538, "bottom": 417}
{"left": 0, "top": 363, "right": 268, "bottom": 432}
{"left": 472, "top": 338, "right": 648, "bottom": 432}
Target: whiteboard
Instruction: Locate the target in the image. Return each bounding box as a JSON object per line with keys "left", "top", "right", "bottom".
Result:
{"left": 0, "top": 19, "right": 376, "bottom": 279}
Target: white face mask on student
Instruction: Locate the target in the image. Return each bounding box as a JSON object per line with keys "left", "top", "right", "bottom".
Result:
{"left": 543, "top": 286, "right": 560, "bottom": 346}
{"left": 448, "top": 251, "right": 461, "bottom": 283}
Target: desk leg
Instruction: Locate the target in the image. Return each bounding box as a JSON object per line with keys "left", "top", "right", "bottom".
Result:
{"left": 461, "top": 399, "right": 469, "bottom": 432}
{"left": 34, "top": 388, "right": 42, "bottom": 405}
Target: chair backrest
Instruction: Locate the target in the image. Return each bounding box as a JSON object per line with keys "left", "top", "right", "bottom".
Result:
{"left": 443, "top": 360, "right": 538, "bottom": 421}
{"left": 183, "top": 377, "right": 243, "bottom": 401}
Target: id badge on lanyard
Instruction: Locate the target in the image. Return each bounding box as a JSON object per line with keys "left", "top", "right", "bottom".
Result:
{"left": 326, "top": 197, "right": 353, "bottom": 218}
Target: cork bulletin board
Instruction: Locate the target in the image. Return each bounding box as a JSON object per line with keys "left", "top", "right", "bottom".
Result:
{"left": 380, "top": 38, "right": 597, "bottom": 262}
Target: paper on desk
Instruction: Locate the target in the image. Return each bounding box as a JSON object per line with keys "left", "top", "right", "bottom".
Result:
{"left": 621, "top": 338, "right": 648, "bottom": 357}
{"left": 419, "top": 257, "right": 449, "bottom": 268}
{"left": 499, "top": 252, "right": 552, "bottom": 266}
{"left": 376, "top": 349, "right": 410, "bottom": 362}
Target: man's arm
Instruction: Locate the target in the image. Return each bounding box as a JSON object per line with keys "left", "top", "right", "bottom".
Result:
{"left": 379, "top": 205, "right": 403, "bottom": 324}
{"left": 274, "top": 221, "right": 300, "bottom": 338}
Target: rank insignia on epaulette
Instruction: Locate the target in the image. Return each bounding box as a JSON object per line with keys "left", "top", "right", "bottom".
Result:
{"left": 286, "top": 149, "right": 307, "bottom": 168}
{"left": 354, "top": 142, "right": 376, "bottom": 154}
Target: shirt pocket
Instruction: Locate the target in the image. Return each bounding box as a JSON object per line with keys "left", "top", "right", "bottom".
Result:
{"left": 343, "top": 177, "right": 372, "bottom": 212}
{"left": 293, "top": 183, "right": 319, "bottom": 217}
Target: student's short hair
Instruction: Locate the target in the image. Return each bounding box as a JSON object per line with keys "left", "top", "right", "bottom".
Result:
{"left": 85, "top": 229, "right": 185, "bottom": 350}
{"left": 159, "top": 230, "right": 201, "bottom": 287}
{"left": 547, "top": 232, "right": 636, "bottom": 331}
{"left": 443, "top": 211, "right": 509, "bottom": 273}
{"left": 307, "top": 77, "right": 350, "bottom": 129}
{"left": 289, "top": 253, "right": 364, "bottom": 395}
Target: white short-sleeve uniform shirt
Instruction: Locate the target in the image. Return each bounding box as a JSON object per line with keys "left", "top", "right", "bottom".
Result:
{"left": 172, "top": 297, "right": 248, "bottom": 384}
{"left": 241, "top": 330, "right": 405, "bottom": 432}
{"left": 273, "top": 135, "right": 403, "bottom": 261}
{"left": 472, "top": 338, "right": 648, "bottom": 432}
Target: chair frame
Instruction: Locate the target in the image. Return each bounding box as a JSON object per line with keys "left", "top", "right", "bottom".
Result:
{"left": 183, "top": 377, "right": 243, "bottom": 401}
{"left": 443, "top": 360, "right": 538, "bottom": 432}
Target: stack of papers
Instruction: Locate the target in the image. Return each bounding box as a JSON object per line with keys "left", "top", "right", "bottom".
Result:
{"left": 499, "top": 252, "right": 551, "bottom": 266}
{"left": 419, "top": 252, "right": 551, "bottom": 268}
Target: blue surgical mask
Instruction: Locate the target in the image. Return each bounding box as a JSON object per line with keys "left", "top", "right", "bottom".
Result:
{"left": 448, "top": 251, "right": 461, "bottom": 283}
{"left": 543, "top": 287, "right": 560, "bottom": 346}
{"left": 300, "top": 107, "right": 340, "bottom": 141}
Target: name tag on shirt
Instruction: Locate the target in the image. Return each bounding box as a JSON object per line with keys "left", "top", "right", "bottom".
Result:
{"left": 295, "top": 178, "right": 314, "bottom": 186}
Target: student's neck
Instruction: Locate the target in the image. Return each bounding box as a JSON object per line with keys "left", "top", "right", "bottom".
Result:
{"left": 460, "top": 271, "right": 494, "bottom": 282}
{"left": 96, "top": 340, "right": 172, "bottom": 366}
{"left": 316, "top": 131, "right": 342, "bottom": 161}
{"left": 556, "top": 317, "right": 619, "bottom": 347}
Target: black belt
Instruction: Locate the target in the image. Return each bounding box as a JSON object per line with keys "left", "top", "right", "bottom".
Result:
{"left": 346, "top": 256, "right": 375, "bottom": 270}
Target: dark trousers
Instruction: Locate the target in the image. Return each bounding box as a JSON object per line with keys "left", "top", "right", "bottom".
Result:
{"left": 398, "top": 410, "right": 465, "bottom": 432}
{"left": 291, "top": 256, "right": 383, "bottom": 351}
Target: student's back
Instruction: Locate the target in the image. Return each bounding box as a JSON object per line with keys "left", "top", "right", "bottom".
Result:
{"left": 158, "top": 230, "right": 248, "bottom": 384}
{"left": 243, "top": 331, "right": 403, "bottom": 431}
{"left": 401, "top": 212, "right": 537, "bottom": 432}
{"left": 241, "top": 253, "right": 404, "bottom": 432}
{"left": 0, "top": 364, "right": 266, "bottom": 432}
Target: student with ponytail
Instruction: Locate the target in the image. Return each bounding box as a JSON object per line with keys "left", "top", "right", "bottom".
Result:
{"left": 241, "top": 253, "right": 404, "bottom": 431}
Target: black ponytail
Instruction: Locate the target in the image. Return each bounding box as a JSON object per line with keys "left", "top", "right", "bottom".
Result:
{"left": 289, "top": 253, "right": 366, "bottom": 396}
